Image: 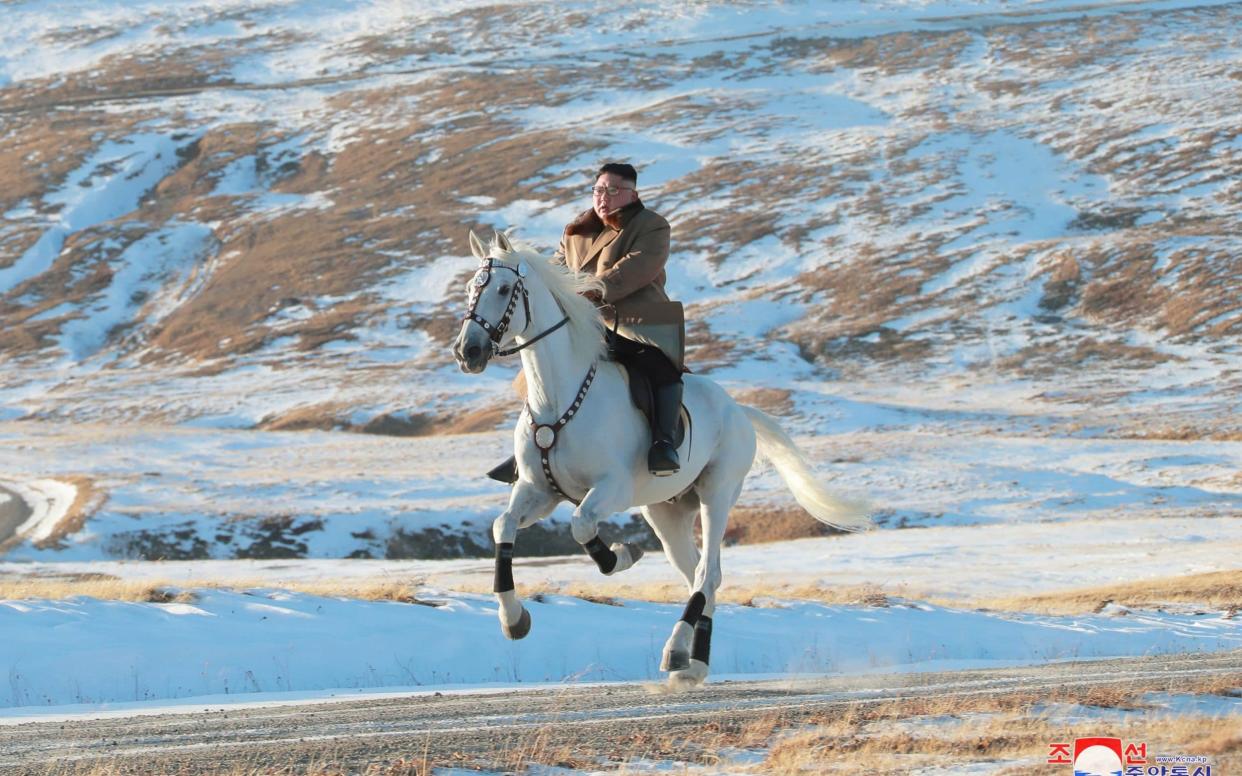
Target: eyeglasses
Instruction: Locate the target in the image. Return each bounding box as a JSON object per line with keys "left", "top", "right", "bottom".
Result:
{"left": 590, "top": 185, "right": 635, "bottom": 197}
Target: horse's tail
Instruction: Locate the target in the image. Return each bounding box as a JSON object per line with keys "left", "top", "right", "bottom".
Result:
{"left": 741, "top": 405, "right": 873, "bottom": 532}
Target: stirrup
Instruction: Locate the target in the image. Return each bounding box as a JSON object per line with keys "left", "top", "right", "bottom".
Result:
{"left": 648, "top": 441, "right": 680, "bottom": 477}
{"left": 486, "top": 456, "right": 518, "bottom": 484}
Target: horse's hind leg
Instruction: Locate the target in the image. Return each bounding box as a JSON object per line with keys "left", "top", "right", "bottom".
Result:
{"left": 493, "top": 482, "right": 559, "bottom": 640}
{"left": 669, "top": 458, "right": 749, "bottom": 687}
{"left": 642, "top": 495, "right": 702, "bottom": 672}
{"left": 642, "top": 493, "right": 700, "bottom": 588}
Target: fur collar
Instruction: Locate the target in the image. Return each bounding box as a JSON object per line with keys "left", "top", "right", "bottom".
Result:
{"left": 564, "top": 199, "right": 645, "bottom": 237}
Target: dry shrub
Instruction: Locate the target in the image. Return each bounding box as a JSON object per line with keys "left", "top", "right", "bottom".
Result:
{"left": 255, "top": 403, "right": 349, "bottom": 432}
{"left": 142, "top": 588, "right": 199, "bottom": 604}
{"left": 434, "top": 406, "right": 510, "bottom": 435}
{"left": 723, "top": 503, "right": 844, "bottom": 545}
{"left": 729, "top": 387, "right": 795, "bottom": 417}
{"left": 1191, "top": 730, "right": 1242, "bottom": 755}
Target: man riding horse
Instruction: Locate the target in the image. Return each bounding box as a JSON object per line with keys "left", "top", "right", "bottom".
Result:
{"left": 488, "top": 161, "right": 685, "bottom": 482}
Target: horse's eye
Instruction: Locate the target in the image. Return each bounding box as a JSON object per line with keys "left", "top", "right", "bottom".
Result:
{"left": 498, "top": 285, "right": 511, "bottom": 295}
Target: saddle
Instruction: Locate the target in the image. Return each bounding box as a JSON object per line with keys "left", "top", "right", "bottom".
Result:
{"left": 616, "top": 359, "right": 687, "bottom": 450}
{"left": 509, "top": 358, "right": 688, "bottom": 448}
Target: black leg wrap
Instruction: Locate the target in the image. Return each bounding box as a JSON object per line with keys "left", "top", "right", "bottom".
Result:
{"left": 493, "top": 542, "right": 515, "bottom": 593}
{"left": 681, "top": 591, "right": 706, "bottom": 625}
{"left": 691, "top": 616, "right": 713, "bottom": 665}
{"left": 583, "top": 536, "right": 617, "bottom": 575}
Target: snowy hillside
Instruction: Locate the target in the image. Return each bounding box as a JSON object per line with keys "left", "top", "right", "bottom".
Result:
{"left": 0, "top": 0, "right": 1238, "bottom": 558}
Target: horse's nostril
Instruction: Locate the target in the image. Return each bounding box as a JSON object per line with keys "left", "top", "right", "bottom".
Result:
{"left": 465, "top": 344, "right": 482, "bottom": 360}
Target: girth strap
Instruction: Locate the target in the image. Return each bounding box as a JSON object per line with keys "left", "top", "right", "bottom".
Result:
{"left": 526, "top": 363, "right": 597, "bottom": 505}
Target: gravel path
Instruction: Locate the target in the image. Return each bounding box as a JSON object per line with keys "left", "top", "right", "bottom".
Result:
{"left": 2, "top": 650, "right": 1238, "bottom": 774}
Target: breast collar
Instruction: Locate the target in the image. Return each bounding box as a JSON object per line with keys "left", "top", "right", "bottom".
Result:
{"left": 524, "top": 362, "right": 597, "bottom": 505}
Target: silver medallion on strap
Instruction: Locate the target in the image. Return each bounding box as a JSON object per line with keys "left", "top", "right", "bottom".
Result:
{"left": 534, "top": 425, "right": 556, "bottom": 450}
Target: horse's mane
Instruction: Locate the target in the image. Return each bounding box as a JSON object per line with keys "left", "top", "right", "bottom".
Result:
{"left": 492, "top": 235, "right": 607, "bottom": 364}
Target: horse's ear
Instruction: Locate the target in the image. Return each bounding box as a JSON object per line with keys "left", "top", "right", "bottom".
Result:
{"left": 495, "top": 229, "right": 514, "bottom": 254}
{"left": 468, "top": 230, "right": 487, "bottom": 260}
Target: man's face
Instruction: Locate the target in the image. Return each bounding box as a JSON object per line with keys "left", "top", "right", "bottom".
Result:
{"left": 592, "top": 172, "right": 637, "bottom": 222}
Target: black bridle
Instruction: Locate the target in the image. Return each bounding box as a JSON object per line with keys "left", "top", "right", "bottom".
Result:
{"left": 463, "top": 257, "right": 570, "bottom": 358}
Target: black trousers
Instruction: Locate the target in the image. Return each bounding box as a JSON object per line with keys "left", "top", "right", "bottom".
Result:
{"left": 606, "top": 331, "right": 681, "bottom": 387}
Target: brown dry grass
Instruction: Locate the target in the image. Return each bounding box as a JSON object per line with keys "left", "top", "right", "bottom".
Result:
{"left": 740, "top": 676, "right": 1242, "bottom": 774}
{"left": 520, "top": 580, "right": 900, "bottom": 610}
{"left": 36, "top": 750, "right": 436, "bottom": 776}
{"left": 0, "top": 578, "right": 440, "bottom": 605}
{"left": 1117, "top": 425, "right": 1242, "bottom": 442}
{"left": 7, "top": 569, "right": 1236, "bottom": 621}
{"left": 965, "top": 570, "right": 1242, "bottom": 616}
{"left": 654, "top": 683, "right": 1241, "bottom": 775}
{"left": 0, "top": 573, "right": 907, "bottom": 612}
{"left": 255, "top": 404, "right": 507, "bottom": 436}
{"left": 767, "top": 715, "right": 1242, "bottom": 775}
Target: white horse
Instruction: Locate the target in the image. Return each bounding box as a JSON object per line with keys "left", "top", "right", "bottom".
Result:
{"left": 453, "top": 230, "right": 870, "bottom": 686}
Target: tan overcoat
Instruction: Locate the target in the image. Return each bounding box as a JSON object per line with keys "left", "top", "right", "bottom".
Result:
{"left": 556, "top": 201, "right": 685, "bottom": 369}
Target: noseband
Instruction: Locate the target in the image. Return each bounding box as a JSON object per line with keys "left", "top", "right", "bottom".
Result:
{"left": 463, "top": 257, "right": 570, "bottom": 358}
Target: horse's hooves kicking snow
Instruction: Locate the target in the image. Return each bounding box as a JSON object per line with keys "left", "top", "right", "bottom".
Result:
{"left": 501, "top": 607, "right": 531, "bottom": 640}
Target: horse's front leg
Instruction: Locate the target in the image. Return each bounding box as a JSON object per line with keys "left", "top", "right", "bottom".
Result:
{"left": 493, "top": 481, "right": 558, "bottom": 640}
{"left": 570, "top": 476, "right": 644, "bottom": 576}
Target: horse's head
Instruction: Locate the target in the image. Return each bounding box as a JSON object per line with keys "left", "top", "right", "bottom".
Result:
{"left": 453, "top": 229, "right": 531, "bottom": 373}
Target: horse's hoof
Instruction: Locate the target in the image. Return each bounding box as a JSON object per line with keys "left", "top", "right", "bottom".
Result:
{"left": 606, "top": 542, "right": 644, "bottom": 575}
{"left": 661, "top": 649, "right": 690, "bottom": 672}
{"left": 501, "top": 607, "right": 531, "bottom": 640}
{"left": 669, "top": 660, "right": 708, "bottom": 688}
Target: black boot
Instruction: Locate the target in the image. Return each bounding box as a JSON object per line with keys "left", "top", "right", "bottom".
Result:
{"left": 648, "top": 380, "right": 682, "bottom": 476}
{"left": 486, "top": 455, "right": 518, "bottom": 484}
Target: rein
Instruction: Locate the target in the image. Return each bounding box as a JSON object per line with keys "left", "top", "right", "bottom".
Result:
{"left": 464, "top": 257, "right": 569, "bottom": 358}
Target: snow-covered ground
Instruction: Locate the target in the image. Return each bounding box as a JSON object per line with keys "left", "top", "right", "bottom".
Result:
{"left": 2, "top": 583, "right": 1239, "bottom": 712}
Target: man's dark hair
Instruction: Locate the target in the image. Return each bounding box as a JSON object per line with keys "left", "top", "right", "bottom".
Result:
{"left": 596, "top": 162, "right": 637, "bottom": 184}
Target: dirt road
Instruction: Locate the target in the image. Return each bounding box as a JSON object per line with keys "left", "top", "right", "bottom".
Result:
{"left": 2, "top": 650, "right": 1238, "bottom": 774}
